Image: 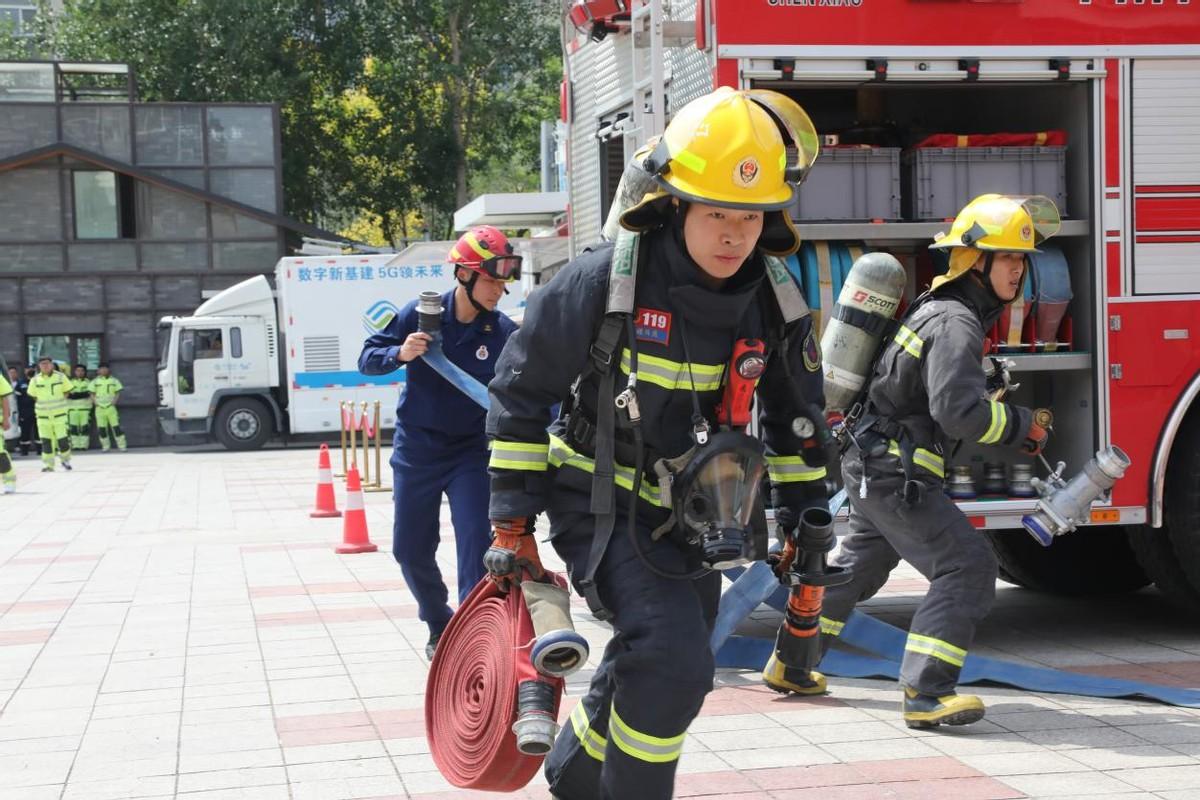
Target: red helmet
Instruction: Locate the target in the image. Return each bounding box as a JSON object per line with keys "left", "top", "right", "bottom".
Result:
{"left": 448, "top": 225, "right": 522, "bottom": 282}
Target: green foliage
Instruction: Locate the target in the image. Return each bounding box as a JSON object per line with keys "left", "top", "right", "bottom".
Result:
{"left": 34, "top": 0, "right": 562, "bottom": 242}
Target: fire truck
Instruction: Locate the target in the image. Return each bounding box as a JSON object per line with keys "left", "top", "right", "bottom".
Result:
{"left": 559, "top": 0, "right": 1200, "bottom": 609}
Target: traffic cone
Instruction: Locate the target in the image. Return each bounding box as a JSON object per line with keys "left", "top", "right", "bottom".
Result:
{"left": 336, "top": 465, "right": 378, "bottom": 554}
{"left": 310, "top": 444, "right": 342, "bottom": 518}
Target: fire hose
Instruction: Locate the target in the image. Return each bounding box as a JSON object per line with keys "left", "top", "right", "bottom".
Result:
{"left": 714, "top": 561, "right": 1200, "bottom": 709}
{"left": 426, "top": 572, "right": 590, "bottom": 791}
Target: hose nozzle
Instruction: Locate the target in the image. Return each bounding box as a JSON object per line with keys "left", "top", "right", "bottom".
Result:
{"left": 1022, "top": 446, "right": 1130, "bottom": 546}
{"left": 512, "top": 680, "right": 558, "bottom": 755}
{"left": 417, "top": 290, "right": 443, "bottom": 335}
{"left": 531, "top": 629, "right": 590, "bottom": 678}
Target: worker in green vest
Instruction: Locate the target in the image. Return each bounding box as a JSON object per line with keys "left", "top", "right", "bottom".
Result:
{"left": 0, "top": 371, "right": 15, "bottom": 492}
{"left": 27, "top": 356, "right": 72, "bottom": 472}
{"left": 67, "top": 364, "right": 93, "bottom": 451}
{"left": 90, "top": 364, "right": 128, "bottom": 451}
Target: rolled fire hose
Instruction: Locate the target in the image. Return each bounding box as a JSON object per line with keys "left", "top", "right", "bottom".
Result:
{"left": 426, "top": 571, "right": 589, "bottom": 791}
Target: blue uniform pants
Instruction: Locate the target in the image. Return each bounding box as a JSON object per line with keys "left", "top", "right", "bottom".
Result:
{"left": 390, "top": 427, "right": 492, "bottom": 634}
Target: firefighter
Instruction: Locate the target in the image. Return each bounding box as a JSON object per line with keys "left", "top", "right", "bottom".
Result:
{"left": 90, "top": 364, "right": 127, "bottom": 452}
{"left": 483, "top": 87, "right": 829, "bottom": 799}
{"left": 819, "top": 194, "right": 1059, "bottom": 729}
{"left": 358, "top": 226, "right": 520, "bottom": 660}
{"left": 0, "top": 370, "right": 15, "bottom": 493}
{"left": 67, "top": 364, "right": 92, "bottom": 451}
{"left": 28, "top": 356, "right": 73, "bottom": 472}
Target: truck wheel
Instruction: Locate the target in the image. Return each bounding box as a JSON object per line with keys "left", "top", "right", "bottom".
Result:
{"left": 985, "top": 526, "right": 1150, "bottom": 596}
{"left": 1130, "top": 412, "right": 1200, "bottom": 612}
{"left": 214, "top": 397, "right": 273, "bottom": 451}
{"left": 1126, "top": 526, "right": 1200, "bottom": 613}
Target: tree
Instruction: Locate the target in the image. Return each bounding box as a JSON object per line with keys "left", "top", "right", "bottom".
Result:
{"left": 356, "top": 0, "right": 561, "bottom": 237}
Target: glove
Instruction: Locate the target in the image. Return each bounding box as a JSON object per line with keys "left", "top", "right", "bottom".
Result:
{"left": 483, "top": 517, "right": 543, "bottom": 588}
{"left": 1021, "top": 421, "right": 1049, "bottom": 456}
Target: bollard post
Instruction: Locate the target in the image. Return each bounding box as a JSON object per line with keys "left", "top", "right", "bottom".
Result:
{"left": 360, "top": 401, "right": 371, "bottom": 486}
{"left": 365, "top": 399, "right": 390, "bottom": 493}
{"left": 335, "top": 401, "right": 348, "bottom": 477}
{"left": 349, "top": 403, "right": 359, "bottom": 479}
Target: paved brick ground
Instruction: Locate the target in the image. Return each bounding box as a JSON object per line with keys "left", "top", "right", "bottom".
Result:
{"left": 1, "top": 446, "right": 1199, "bottom": 799}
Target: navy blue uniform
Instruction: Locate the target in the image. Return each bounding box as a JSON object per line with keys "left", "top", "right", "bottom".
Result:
{"left": 358, "top": 288, "right": 517, "bottom": 636}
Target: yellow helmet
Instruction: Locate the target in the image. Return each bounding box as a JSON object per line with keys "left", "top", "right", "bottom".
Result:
{"left": 929, "top": 194, "right": 1061, "bottom": 291}
{"left": 619, "top": 87, "right": 819, "bottom": 255}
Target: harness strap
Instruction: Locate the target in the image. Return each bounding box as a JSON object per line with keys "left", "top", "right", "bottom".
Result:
{"left": 831, "top": 304, "right": 898, "bottom": 338}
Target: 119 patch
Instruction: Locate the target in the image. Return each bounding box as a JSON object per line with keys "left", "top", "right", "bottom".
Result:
{"left": 635, "top": 307, "right": 672, "bottom": 346}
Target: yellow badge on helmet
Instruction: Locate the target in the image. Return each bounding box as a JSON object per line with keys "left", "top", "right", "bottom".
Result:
{"left": 734, "top": 156, "right": 761, "bottom": 188}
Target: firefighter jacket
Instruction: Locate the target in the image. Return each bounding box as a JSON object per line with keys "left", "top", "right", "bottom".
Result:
{"left": 90, "top": 376, "right": 124, "bottom": 408}
{"left": 28, "top": 371, "right": 71, "bottom": 417}
{"left": 486, "top": 225, "right": 828, "bottom": 520}
{"left": 864, "top": 272, "right": 1034, "bottom": 478}
{"left": 358, "top": 287, "right": 518, "bottom": 441}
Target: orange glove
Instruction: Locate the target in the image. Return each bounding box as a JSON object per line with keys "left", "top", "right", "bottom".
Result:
{"left": 483, "top": 517, "right": 544, "bottom": 587}
{"left": 1021, "top": 421, "right": 1048, "bottom": 456}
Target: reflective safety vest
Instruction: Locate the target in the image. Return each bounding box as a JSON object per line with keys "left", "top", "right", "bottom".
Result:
{"left": 90, "top": 376, "right": 124, "bottom": 408}
{"left": 28, "top": 372, "right": 71, "bottom": 416}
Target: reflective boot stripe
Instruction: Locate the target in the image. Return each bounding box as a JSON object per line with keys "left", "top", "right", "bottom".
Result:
{"left": 608, "top": 704, "right": 685, "bottom": 764}
{"left": 569, "top": 703, "right": 608, "bottom": 762}
{"left": 905, "top": 632, "right": 968, "bottom": 667}
{"left": 819, "top": 616, "right": 845, "bottom": 636}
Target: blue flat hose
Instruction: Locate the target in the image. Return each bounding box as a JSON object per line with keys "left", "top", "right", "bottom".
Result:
{"left": 420, "top": 334, "right": 491, "bottom": 410}
{"left": 713, "top": 500, "right": 1200, "bottom": 707}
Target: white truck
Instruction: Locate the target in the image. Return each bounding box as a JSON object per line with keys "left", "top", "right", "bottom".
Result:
{"left": 156, "top": 246, "right": 526, "bottom": 450}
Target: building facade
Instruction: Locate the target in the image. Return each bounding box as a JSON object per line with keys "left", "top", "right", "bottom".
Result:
{"left": 0, "top": 61, "right": 329, "bottom": 445}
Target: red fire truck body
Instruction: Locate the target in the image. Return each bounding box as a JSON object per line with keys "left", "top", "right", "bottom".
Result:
{"left": 561, "top": 0, "right": 1200, "bottom": 605}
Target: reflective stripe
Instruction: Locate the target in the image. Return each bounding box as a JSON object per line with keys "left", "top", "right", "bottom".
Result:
{"left": 548, "top": 435, "right": 666, "bottom": 507}
{"left": 885, "top": 441, "right": 945, "bottom": 478}
{"left": 619, "top": 349, "right": 724, "bottom": 392}
{"left": 905, "top": 632, "right": 967, "bottom": 668}
{"left": 765, "top": 455, "right": 827, "bottom": 484}
{"left": 978, "top": 400, "right": 1008, "bottom": 445}
{"left": 34, "top": 399, "right": 68, "bottom": 413}
{"left": 674, "top": 148, "right": 707, "bottom": 175}
{"left": 609, "top": 704, "right": 685, "bottom": 764}
{"left": 489, "top": 441, "right": 550, "bottom": 471}
{"left": 820, "top": 616, "right": 844, "bottom": 636}
{"left": 778, "top": 152, "right": 787, "bottom": 171}
{"left": 893, "top": 325, "right": 924, "bottom": 359}
{"left": 570, "top": 703, "right": 607, "bottom": 762}
{"left": 345, "top": 490, "right": 364, "bottom": 511}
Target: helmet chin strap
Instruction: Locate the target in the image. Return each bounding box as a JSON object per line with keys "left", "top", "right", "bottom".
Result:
{"left": 456, "top": 268, "right": 490, "bottom": 316}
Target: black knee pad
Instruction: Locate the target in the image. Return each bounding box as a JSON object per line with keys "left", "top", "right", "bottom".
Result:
{"left": 113, "top": 425, "right": 124, "bottom": 436}
{"left": 57, "top": 437, "right": 70, "bottom": 452}
{"left": 41, "top": 438, "right": 52, "bottom": 452}
{"left": 0, "top": 452, "right": 11, "bottom": 472}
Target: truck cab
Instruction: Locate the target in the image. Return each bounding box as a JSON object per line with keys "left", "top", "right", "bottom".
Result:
{"left": 157, "top": 275, "right": 283, "bottom": 450}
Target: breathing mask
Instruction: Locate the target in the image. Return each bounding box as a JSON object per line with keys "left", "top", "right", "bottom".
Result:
{"left": 671, "top": 430, "right": 768, "bottom": 569}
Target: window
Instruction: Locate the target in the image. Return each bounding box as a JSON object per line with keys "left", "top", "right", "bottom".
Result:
{"left": 230, "top": 327, "right": 243, "bottom": 359}
{"left": 26, "top": 335, "right": 102, "bottom": 371}
{"left": 193, "top": 329, "right": 224, "bottom": 359}
{"left": 72, "top": 171, "right": 118, "bottom": 238}
{"left": 72, "top": 171, "right": 135, "bottom": 239}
